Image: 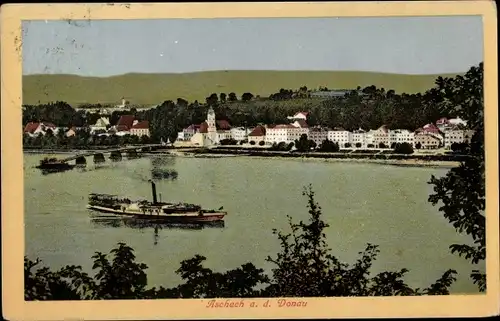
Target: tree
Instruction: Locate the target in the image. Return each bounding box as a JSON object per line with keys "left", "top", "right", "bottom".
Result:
{"left": 344, "top": 143, "right": 352, "bottom": 148}
{"left": 294, "top": 134, "right": 312, "bottom": 152}
{"left": 415, "top": 142, "right": 422, "bottom": 150}
{"left": 241, "top": 93, "right": 254, "bottom": 102}
{"left": 258, "top": 141, "right": 265, "bottom": 146}
{"left": 379, "top": 143, "right": 387, "bottom": 148}
{"left": 428, "top": 62, "right": 485, "bottom": 292}
{"left": 205, "top": 93, "right": 219, "bottom": 106}
{"left": 228, "top": 92, "right": 238, "bottom": 102}
{"left": 220, "top": 93, "right": 227, "bottom": 103}
{"left": 249, "top": 141, "right": 256, "bottom": 145}
{"left": 264, "top": 186, "right": 457, "bottom": 297}
{"left": 393, "top": 142, "right": 414, "bottom": 154}
{"left": 318, "top": 139, "right": 340, "bottom": 152}
{"left": 355, "top": 142, "right": 362, "bottom": 148}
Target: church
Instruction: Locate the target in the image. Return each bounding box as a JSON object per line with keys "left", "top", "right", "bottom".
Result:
{"left": 187, "top": 107, "right": 232, "bottom": 146}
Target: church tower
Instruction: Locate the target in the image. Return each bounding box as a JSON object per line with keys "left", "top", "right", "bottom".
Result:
{"left": 206, "top": 106, "right": 217, "bottom": 144}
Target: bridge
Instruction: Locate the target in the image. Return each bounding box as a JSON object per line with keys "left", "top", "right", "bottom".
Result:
{"left": 59, "top": 144, "right": 167, "bottom": 164}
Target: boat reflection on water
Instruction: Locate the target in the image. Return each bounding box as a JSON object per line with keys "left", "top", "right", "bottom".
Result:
{"left": 90, "top": 215, "right": 225, "bottom": 245}
{"left": 151, "top": 168, "right": 178, "bottom": 181}
{"left": 91, "top": 216, "right": 225, "bottom": 229}
{"left": 150, "top": 156, "right": 178, "bottom": 181}
{"left": 40, "top": 167, "right": 75, "bottom": 175}
{"left": 151, "top": 156, "right": 176, "bottom": 167}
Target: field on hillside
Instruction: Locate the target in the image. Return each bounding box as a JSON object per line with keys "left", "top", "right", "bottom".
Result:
{"left": 22, "top": 70, "right": 459, "bottom": 107}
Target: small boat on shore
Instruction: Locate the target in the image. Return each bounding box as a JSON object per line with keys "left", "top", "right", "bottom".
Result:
{"left": 87, "top": 181, "right": 227, "bottom": 223}
{"left": 36, "top": 157, "right": 75, "bottom": 171}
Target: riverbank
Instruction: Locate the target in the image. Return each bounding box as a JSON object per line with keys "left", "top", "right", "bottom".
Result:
{"left": 23, "top": 147, "right": 464, "bottom": 168}
{"left": 176, "top": 152, "right": 460, "bottom": 168}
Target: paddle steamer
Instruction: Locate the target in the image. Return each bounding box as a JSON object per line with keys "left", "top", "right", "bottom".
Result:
{"left": 87, "top": 181, "right": 227, "bottom": 223}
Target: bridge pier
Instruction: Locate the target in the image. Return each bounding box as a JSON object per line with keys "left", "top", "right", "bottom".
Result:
{"left": 93, "top": 153, "right": 106, "bottom": 163}
{"left": 75, "top": 156, "right": 87, "bottom": 166}
{"left": 110, "top": 151, "right": 122, "bottom": 162}
{"left": 126, "top": 149, "right": 140, "bottom": 159}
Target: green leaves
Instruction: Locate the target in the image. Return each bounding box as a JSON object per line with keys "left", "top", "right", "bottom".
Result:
{"left": 427, "top": 63, "right": 486, "bottom": 292}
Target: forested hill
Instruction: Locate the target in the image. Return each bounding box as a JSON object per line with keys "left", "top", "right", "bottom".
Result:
{"left": 22, "top": 70, "right": 460, "bottom": 106}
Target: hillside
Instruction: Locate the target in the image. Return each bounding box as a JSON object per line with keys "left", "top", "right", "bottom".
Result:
{"left": 22, "top": 70, "right": 461, "bottom": 107}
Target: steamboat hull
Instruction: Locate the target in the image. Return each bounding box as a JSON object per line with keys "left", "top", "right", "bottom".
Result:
{"left": 87, "top": 205, "right": 226, "bottom": 223}
{"left": 36, "top": 163, "right": 75, "bottom": 170}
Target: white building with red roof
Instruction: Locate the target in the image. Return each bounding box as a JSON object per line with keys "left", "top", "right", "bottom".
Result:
{"left": 130, "top": 120, "right": 150, "bottom": 137}
{"left": 23, "top": 122, "right": 58, "bottom": 137}
{"left": 247, "top": 126, "right": 266, "bottom": 144}
{"left": 265, "top": 119, "right": 309, "bottom": 145}
{"left": 287, "top": 111, "right": 309, "bottom": 121}
{"left": 188, "top": 107, "right": 233, "bottom": 146}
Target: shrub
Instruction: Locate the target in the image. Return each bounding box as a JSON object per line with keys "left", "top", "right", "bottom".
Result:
{"left": 220, "top": 138, "right": 237, "bottom": 145}
{"left": 318, "top": 139, "right": 340, "bottom": 152}
{"left": 393, "top": 142, "right": 414, "bottom": 154}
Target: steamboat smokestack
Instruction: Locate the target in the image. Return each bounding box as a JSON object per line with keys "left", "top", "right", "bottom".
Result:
{"left": 150, "top": 180, "right": 158, "bottom": 204}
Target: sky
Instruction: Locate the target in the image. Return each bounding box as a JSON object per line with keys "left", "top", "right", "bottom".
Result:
{"left": 22, "top": 16, "right": 483, "bottom": 77}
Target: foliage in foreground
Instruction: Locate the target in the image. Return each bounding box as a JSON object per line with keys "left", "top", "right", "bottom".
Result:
{"left": 429, "top": 63, "right": 486, "bottom": 292}
{"left": 427, "top": 62, "right": 486, "bottom": 292}
{"left": 25, "top": 187, "right": 458, "bottom": 300}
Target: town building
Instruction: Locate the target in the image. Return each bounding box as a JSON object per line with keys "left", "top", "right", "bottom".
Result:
{"left": 436, "top": 117, "right": 450, "bottom": 131}
{"left": 230, "top": 127, "right": 252, "bottom": 142}
{"left": 287, "top": 111, "right": 309, "bottom": 121}
{"left": 114, "top": 115, "right": 136, "bottom": 135}
{"left": 308, "top": 126, "right": 329, "bottom": 146}
{"left": 265, "top": 124, "right": 295, "bottom": 145}
{"left": 448, "top": 117, "right": 468, "bottom": 127}
{"left": 351, "top": 128, "right": 366, "bottom": 147}
{"left": 414, "top": 132, "right": 441, "bottom": 149}
{"left": 130, "top": 121, "right": 150, "bottom": 137}
{"left": 23, "top": 122, "right": 58, "bottom": 137}
{"left": 178, "top": 124, "right": 200, "bottom": 141}
{"left": 309, "top": 89, "right": 360, "bottom": 99}
{"left": 364, "top": 130, "right": 375, "bottom": 147}
{"left": 443, "top": 127, "right": 475, "bottom": 149}
{"left": 90, "top": 117, "right": 110, "bottom": 134}
{"left": 188, "top": 107, "right": 232, "bottom": 146}
{"left": 65, "top": 127, "right": 77, "bottom": 137}
{"left": 248, "top": 125, "right": 266, "bottom": 144}
{"left": 436, "top": 117, "right": 468, "bottom": 131}
{"left": 327, "top": 128, "right": 351, "bottom": 147}
{"left": 265, "top": 119, "right": 310, "bottom": 145}
{"left": 389, "top": 129, "right": 415, "bottom": 147}
{"left": 420, "top": 123, "right": 444, "bottom": 144}
{"left": 371, "top": 125, "right": 390, "bottom": 147}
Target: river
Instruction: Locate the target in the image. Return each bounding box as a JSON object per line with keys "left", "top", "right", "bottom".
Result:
{"left": 24, "top": 153, "right": 483, "bottom": 294}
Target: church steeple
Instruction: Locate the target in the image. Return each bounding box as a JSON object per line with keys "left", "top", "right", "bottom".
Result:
{"left": 206, "top": 106, "right": 217, "bottom": 144}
